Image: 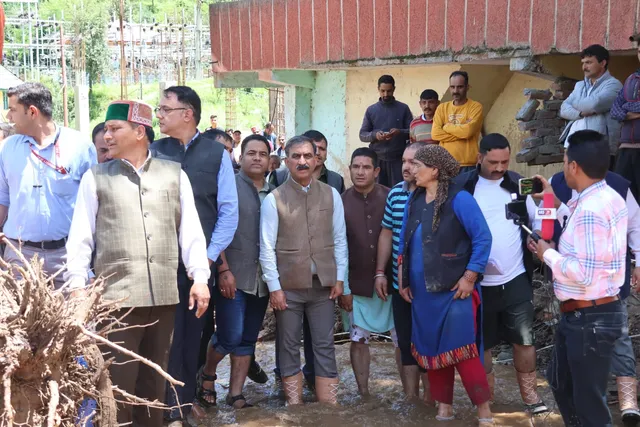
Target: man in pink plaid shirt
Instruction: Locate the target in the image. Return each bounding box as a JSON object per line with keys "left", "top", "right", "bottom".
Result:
{"left": 533, "top": 130, "right": 628, "bottom": 427}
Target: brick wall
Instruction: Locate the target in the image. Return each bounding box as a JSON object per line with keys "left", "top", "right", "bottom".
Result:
{"left": 210, "top": 0, "right": 639, "bottom": 72}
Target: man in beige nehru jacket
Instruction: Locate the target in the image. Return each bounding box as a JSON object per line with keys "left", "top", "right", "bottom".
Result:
{"left": 64, "top": 100, "right": 211, "bottom": 427}
{"left": 260, "top": 135, "right": 347, "bottom": 405}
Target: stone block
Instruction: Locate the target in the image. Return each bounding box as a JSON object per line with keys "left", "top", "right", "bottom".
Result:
{"left": 534, "top": 110, "right": 557, "bottom": 120}
{"left": 543, "top": 100, "right": 563, "bottom": 111}
{"left": 518, "top": 120, "right": 541, "bottom": 131}
{"left": 516, "top": 148, "right": 539, "bottom": 163}
{"left": 528, "top": 153, "right": 564, "bottom": 166}
{"left": 524, "top": 88, "right": 553, "bottom": 100}
{"left": 530, "top": 127, "right": 555, "bottom": 137}
{"left": 539, "top": 143, "right": 565, "bottom": 155}
{"left": 521, "top": 137, "right": 544, "bottom": 149}
{"left": 551, "top": 77, "right": 578, "bottom": 93}
{"left": 553, "top": 90, "right": 572, "bottom": 100}
{"left": 543, "top": 135, "right": 562, "bottom": 145}
{"left": 516, "top": 99, "right": 541, "bottom": 121}
{"left": 543, "top": 118, "right": 567, "bottom": 128}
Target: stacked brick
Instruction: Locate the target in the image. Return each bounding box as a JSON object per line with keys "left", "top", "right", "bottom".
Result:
{"left": 514, "top": 78, "right": 578, "bottom": 166}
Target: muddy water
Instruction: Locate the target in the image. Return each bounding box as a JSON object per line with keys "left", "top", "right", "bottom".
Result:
{"left": 191, "top": 342, "right": 624, "bottom": 426}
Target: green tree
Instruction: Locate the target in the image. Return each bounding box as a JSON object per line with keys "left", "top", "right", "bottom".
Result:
{"left": 70, "top": 0, "right": 109, "bottom": 88}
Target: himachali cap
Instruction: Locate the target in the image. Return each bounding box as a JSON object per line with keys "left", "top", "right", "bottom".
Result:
{"left": 105, "top": 100, "right": 153, "bottom": 127}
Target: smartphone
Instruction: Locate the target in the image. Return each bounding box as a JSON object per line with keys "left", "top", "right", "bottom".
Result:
{"left": 518, "top": 178, "right": 543, "bottom": 195}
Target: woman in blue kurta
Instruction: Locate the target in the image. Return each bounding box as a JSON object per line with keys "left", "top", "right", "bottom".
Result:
{"left": 397, "top": 145, "right": 494, "bottom": 426}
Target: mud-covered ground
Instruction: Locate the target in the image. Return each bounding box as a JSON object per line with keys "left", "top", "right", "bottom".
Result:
{"left": 186, "top": 340, "right": 631, "bottom": 426}
{"left": 185, "top": 274, "right": 637, "bottom": 426}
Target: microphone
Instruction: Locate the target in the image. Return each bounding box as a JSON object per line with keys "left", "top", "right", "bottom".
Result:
{"left": 536, "top": 193, "right": 557, "bottom": 241}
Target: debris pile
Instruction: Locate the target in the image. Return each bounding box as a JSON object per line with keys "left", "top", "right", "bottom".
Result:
{"left": 0, "top": 238, "right": 181, "bottom": 426}
{"left": 515, "top": 77, "right": 578, "bottom": 166}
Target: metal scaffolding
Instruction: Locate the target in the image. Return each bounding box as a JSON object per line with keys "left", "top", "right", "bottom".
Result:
{"left": 2, "top": 0, "right": 213, "bottom": 87}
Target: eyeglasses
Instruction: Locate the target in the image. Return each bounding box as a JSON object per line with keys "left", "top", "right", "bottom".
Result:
{"left": 154, "top": 106, "right": 188, "bottom": 115}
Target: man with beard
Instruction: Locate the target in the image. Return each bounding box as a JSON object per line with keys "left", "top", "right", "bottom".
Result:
{"left": 410, "top": 90, "right": 440, "bottom": 144}
{"left": 359, "top": 75, "right": 413, "bottom": 187}
{"left": 338, "top": 147, "right": 393, "bottom": 396}
{"left": 432, "top": 71, "right": 483, "bottom": 173}
{"left": 374, "top": 142, "right": 431, "bottom": 402}
{"left": 260, "top": 135, "right": 347, "bottom": 405}
{"left": 151, "top": 86, "right": 239, "bottom": 426}
{"left": 456, "top": 133, "right": 548, "bottom": 415}
{"left": 64, "top": 100, "right": 210, "bottom": 427}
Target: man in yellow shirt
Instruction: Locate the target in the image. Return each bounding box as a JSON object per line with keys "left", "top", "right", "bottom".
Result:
{"left": 432, "top": 71, "right": 484, "bottom": 173}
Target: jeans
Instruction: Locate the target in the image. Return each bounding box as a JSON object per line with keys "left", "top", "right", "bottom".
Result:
{"left": 547, "top": 300, "right": 625, "bottom": 427}
{"left": 210, "top": 286, "right": 269, "bottom": 356}
{"left": 274, "top": 313, "right": 315, "bottom": 379}
{"left": 610, "top": 302, "right": 637, "bottom": 378}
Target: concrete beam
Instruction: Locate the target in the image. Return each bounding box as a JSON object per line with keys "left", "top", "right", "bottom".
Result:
{"left": 214, "top": 71, "right": 280, "bottom": 88}
{"left": 267, "top": 70, "right": 316, "bottom": 88}
{"left": 510, "top": 57, "right": 555, "bottom": 81}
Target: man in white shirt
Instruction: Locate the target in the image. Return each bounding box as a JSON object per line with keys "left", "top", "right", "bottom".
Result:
{"left": 64, "top": 100, "right": 211, "bottom": 427}
{"left": 260, "top": 135, "right": 347, "bottom": 405}
{"left": 456, "top": 133, "right": 548, "bottom": 415}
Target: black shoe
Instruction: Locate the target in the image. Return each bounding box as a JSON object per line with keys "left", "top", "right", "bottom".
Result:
{"left": 247, "top": 359, "right": 269, "bottom": 384}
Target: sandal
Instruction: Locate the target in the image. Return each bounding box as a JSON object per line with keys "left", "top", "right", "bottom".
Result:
{"left": 196, "top": 366, "right": 217, "bottom": 408}
{"left": 225, "top": 393, "right": 254, "bottom": 409}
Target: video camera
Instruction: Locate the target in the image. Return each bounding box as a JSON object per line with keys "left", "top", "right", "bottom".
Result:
{"left": 505, "top": 194, "right": 542, "bottom": 243}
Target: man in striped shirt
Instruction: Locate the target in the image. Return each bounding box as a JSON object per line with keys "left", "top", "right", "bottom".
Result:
{"left": 409, "top": 89, "right": 439, "bottom": 144}
{"left": 534, "top": 130, "right": 628, "bottom": 427}
{"left": 374, "top": 142, "right": 430, "bottom": 402}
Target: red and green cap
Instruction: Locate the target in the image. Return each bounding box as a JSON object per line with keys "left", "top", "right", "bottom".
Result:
{"left": 105, "top": 100, "right": 153, "bottom": 127}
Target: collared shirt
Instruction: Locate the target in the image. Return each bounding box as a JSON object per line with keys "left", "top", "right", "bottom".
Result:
{"left": 253, "top": 178, "right": 271, "bottom": 295}
{"left": 0, "top": 125, "right": 97, "bottom": 242}
{"left": 543, "top": 180, "right": 628, "bottom": 301}
{"left": 536, "top": 176, "right": 640, "bottom": 259}
{"left": 184, "top": 132, "right": 238, "bottom": 262}
{"left": 64, "top": 152, "right": 211, "bottom": 290}
{"left": 381, "top": 181, "right": 411, "bottom": 289}
{"left": 259, "top": 178, "right": 348, "bottom": 292}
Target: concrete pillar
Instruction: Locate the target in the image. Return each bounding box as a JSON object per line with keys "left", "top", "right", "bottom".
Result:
{"left": 311, "top": 70, "right": 347, "bottom": 175}
{"left": 74, "top": 85, "right": 90, "bottom": 134}
{"left": 284, "top": 85, "right": 312, "bottom": 137}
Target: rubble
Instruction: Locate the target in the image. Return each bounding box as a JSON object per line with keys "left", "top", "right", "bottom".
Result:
{"left": 0, "top": 237, "right": 182, "bottom": 426}
{"left": 515, "top": 77, "right": 579, "bottom": 166}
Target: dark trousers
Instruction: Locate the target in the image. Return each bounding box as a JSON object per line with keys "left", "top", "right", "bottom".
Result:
{"left": 615, "top": 148, "right": 640, "bottom": 201}
{"left": 378, "top": 158, "right": 404, "bottom": 188}
{"left": 165, "top": 264, "right": 214, "bottom": 420}
{"left": 198, "top": 271, "right": 217, "bottom": 368}
{"left": 108, "top": 305, "right": 176, "bottom": 427}
{"left": 547, "top": 300, "right": 624, "bottom": 427}
{"left": 274, "top": 313, "right": 315, "bottom": 378}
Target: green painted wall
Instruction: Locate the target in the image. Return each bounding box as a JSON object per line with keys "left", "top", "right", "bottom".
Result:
{"left": 311, "top": 70, "right": 348, "bottom": 178}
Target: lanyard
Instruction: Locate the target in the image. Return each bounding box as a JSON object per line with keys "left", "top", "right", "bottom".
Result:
{"left": 30, "top": 131, "right": 68, "bottom": 175}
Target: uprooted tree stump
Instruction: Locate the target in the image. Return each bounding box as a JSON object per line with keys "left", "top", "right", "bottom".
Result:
{"left": 0, "top": 237, "right": 183, "bottom": 426}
